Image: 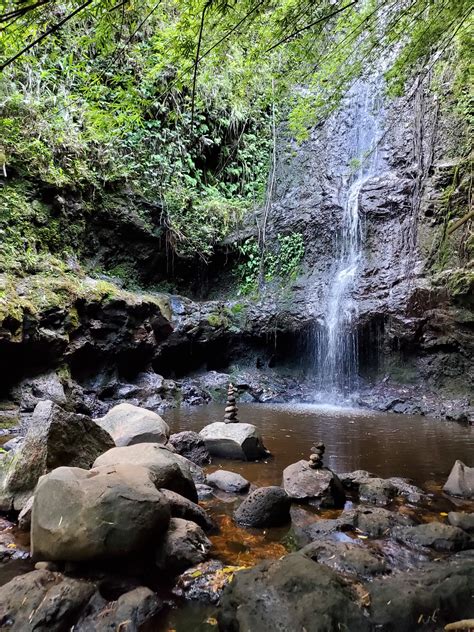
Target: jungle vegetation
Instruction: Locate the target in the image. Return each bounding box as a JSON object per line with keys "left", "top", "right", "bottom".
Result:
{"left": 0, "top": 0, "right": 471, "bottom": 275}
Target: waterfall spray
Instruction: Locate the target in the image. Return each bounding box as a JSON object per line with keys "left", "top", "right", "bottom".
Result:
{"left": 315, "top": 79, "right": 384, "bottom": 399}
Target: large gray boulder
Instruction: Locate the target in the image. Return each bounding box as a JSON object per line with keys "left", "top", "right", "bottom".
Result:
{"left": 368, "top": 551, "right": 474, "bottom": 631}
{"left": 392, "top": 522, "right": 471, "bottom": 552}
{"left": 199, "top": 422, "right": 268, "bottom": 460}
{"left": 168, "top": 431, "right": 210, "bottom": 465}
{"left": 443, "top": 460, "right": 474, "bottom": 498}
{"left": 0, "top": 569, "right": 96, "bottom": 632}
{"left": 156, "top": 517, "right": 211, "bottom": 573}
{"left": 282, "top": 461, "right": 346, "bottom": 507}
{"left": 160, "top": 489, "right": 216, "bottom": 533}
{"left": 95, "top": 403, "right": 169, "bottom": 447}
{"left": 0, "top": 570, "right": 162, "bottom": 632}
{"left": 234, "top": 486, "right": 291, "bottom": 527}
{"left": 219, "top": 553, "right": 369, "bottom": 631}
{"left": 358, "top": 478, "right": 397, "bottom": 506}
{"left": 31, "top": 464, "right": 170, "bottom": 562}
{"left": 207, "top": 470, "right": 250, "bottom": 493}
{"left": 0, "top": 400, "right": 114, "bottom": 511}
{"left": 93, "top": 443, "right": 197, "bottom": 502}
{"left": 300, "top": 540, "right": 388, "bottom": 578}
{"left": 75, "top": 586, "right": 162, "bottom": 632}
{"left": 448, "top": 512, "right": 474, "bottom": 532}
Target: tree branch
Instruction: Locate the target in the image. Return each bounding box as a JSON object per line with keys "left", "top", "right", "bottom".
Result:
{"left": 265, "top": 0, "right": 359, "bottom": 52}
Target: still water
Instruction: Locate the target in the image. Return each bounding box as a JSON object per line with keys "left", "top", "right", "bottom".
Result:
{"left": 165, "top": 402, "right": 474, "bottom": 488}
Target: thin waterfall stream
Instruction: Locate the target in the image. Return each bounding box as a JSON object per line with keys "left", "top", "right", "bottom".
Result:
{"left": 316, "top": 79, "right": 384, "bottom": 399}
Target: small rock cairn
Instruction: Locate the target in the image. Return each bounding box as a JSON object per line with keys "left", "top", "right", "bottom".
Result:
{"left": 308, "top": 441, "right": 325, "bottom": 469}
{"left": 224, "top": 383, "right": 239, "bottom": 423}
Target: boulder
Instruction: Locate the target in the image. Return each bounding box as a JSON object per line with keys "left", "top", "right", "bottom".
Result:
{"left": 156, "top": 517, "right": 211, "bottom": 574}
{"left": 349, "top": 506, "right": 414, "bottom": 538}
{"left": 234, "top": 486, "right": 291, "bottom": 527}
{"left": 0, "top": 400, "right": 114, "bottom": 511}
{"left": 448, "top": 512, "right": 474, "bottom": 532}
{"left": 31, "top": 464, "right": 170, "bottom": 562}
{"left": 392, "top": 522, "right": 471, "bottom": 552}
{"left": 95, "top": 403, "right": 169, "bottom": 447}
{"left": 358, "top": 478, "right": 396, "bottom": 505}
{"left": 300, "top": 540, "right": 388, "bottom": 578}
{"left": 207, "top": 470, "right": 250, "bottom": 493}
{"left": 218, "top": 553, "right": 369, "bottom": 631}
{"left": 93, "top": 443, "right": 197, "bottom": 502}
{"left": 168, "top": 431, "right": 210, "bottom": 465}
{"left": 199, "top": 422, "right": 268, "bottom": 460}
{"left": 339, "top": 470, "right": 375, "bottom": 489}
{"left": 0, "top": 570, "right": 96, "bottom": 632}
{"left": 368, "top": 551, "right": 474, "bottom": 631}
{"left": 385, "top": 477, "right": 425, "bottom": 503}
{"left": 294, "top": 516, "right": 355, "bottom": 547}
{"left": 17, "top": 496, "right": 34, "bottom": 532}
{"left": 75, "top": 586, "right": 162, "bottom": 632}
{"left": 282, "top": 461, "right": 346, "bottom": 507}
{"left": 160, "top": 489, "right": 216, "bottom": 533}
{"left": 443, "top": 460, "right": 474, "bottom": 498}
{"left": 13, "top": 372, "right": 67, "bottom": 413}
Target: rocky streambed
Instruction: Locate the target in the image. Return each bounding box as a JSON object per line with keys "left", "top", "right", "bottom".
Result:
{"left": 0, "top": 400, "right": 473, "bottom": 631}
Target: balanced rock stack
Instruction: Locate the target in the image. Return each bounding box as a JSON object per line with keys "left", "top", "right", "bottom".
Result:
{"left": 308, "top": 441, "right": 325, "bottom": 469}
{"left": 224, "top": 383, "right": 239, "bottom": 423}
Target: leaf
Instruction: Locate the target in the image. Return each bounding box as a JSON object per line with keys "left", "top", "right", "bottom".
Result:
{"left": 205, "top": 617, "right": 218, "bottom": 626}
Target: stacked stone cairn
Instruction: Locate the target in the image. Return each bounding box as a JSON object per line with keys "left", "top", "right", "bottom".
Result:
{"left": 224, "top": 383, "right": 239, "bottom": 423}
{"left": 309, "top": 441, "right": 325, "bottom": 469}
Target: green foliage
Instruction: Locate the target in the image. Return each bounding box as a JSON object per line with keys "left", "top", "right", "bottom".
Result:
{"left": 0, "top": 0, "right": 471, "bottom": 273}
{"left": 0, "top": 181, "right": 83, "bottom": 273}
{"left": 266, "top": 232, "right": 305, "bottom": 281}
{"left": 236, "top": 238, "right": 261, "bottom": 296}
{"left": 237, "top": 232, "right": 305, "bottom": 296}
{"left": 164, "top": 185, "right": 248, "bottom": 260}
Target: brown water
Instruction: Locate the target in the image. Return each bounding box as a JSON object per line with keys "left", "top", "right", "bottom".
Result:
{"left": 159, "top": 402, "right": 474, "bottom": 631}
{"left": 165, "top": 402, "right": 474, "bottom": 488}
{"left": 2, "top": 403, "right": 473, "bottom": 631}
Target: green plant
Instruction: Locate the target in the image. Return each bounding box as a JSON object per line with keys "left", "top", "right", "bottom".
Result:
{"left": 236, "top": 238, "right": 261, "bottom": 296}
{"left": 236, "top": 232, "right": 305, "bottom": 296}
{"left": 267, "top": 233, "right": 305, "bottom": 281}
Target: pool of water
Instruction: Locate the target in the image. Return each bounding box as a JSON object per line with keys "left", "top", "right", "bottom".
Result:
{"left": 164, "top": 402, "right": 474, "bottom": 488}
{"left": 2, "top": 403, "right": 473, "bottom": 630}
{"left": 159, "top": 402, "right": 474, "bottom": 630}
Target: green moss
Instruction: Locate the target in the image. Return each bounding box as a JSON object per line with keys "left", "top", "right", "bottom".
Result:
{"left": 206, "top": 311, "right": 229, "bottom": 329}
{"left": 447, "top": 268, "right": 474, "bottom": 304}
{"left": 0, "top": 414, "right": 19, "bottom": 429}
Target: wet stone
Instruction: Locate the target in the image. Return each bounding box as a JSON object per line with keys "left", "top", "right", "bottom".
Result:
{"left": 392, "top": 522, "right": 471, "bottom": 552}
{"left": 207, "top": 470, "right": 250, "bottom": 494}
{"left": 448, "top": 511, "right": 474, "bottom": 532}
{"left": 300, "top": 540, "right": 388, "bottom": 578}
{"left": 234, "top": 486, "right": 291, "bottom": 528}
{"left": 358, "top": 478, "right": 396, "bottom": 506}
{"left": 173, "top": 560, "right": 241, "bottom": 604}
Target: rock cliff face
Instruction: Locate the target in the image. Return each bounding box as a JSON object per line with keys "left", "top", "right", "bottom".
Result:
{"left": 0, "top": 72, "right": 471, "bottom": 420}
{"left": 247, "top": 74, "right": 472, "bottom": 401}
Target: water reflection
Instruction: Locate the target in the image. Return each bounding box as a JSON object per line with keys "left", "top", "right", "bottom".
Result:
{"left": 165, "top": 403, "right": 474, "bottom": 488}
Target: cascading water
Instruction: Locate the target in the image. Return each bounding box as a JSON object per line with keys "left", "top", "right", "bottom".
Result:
{"left": 315, "top": 79, "right": 384, "bottom": 399}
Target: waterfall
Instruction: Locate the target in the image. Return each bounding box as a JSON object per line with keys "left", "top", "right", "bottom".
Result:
{"left": 315, "top": 79, "right": 384, "bottom": 399}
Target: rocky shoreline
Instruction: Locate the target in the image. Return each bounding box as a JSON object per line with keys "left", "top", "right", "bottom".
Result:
{"left": 0, "top": 398, "right": 473, "bottom": 631}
